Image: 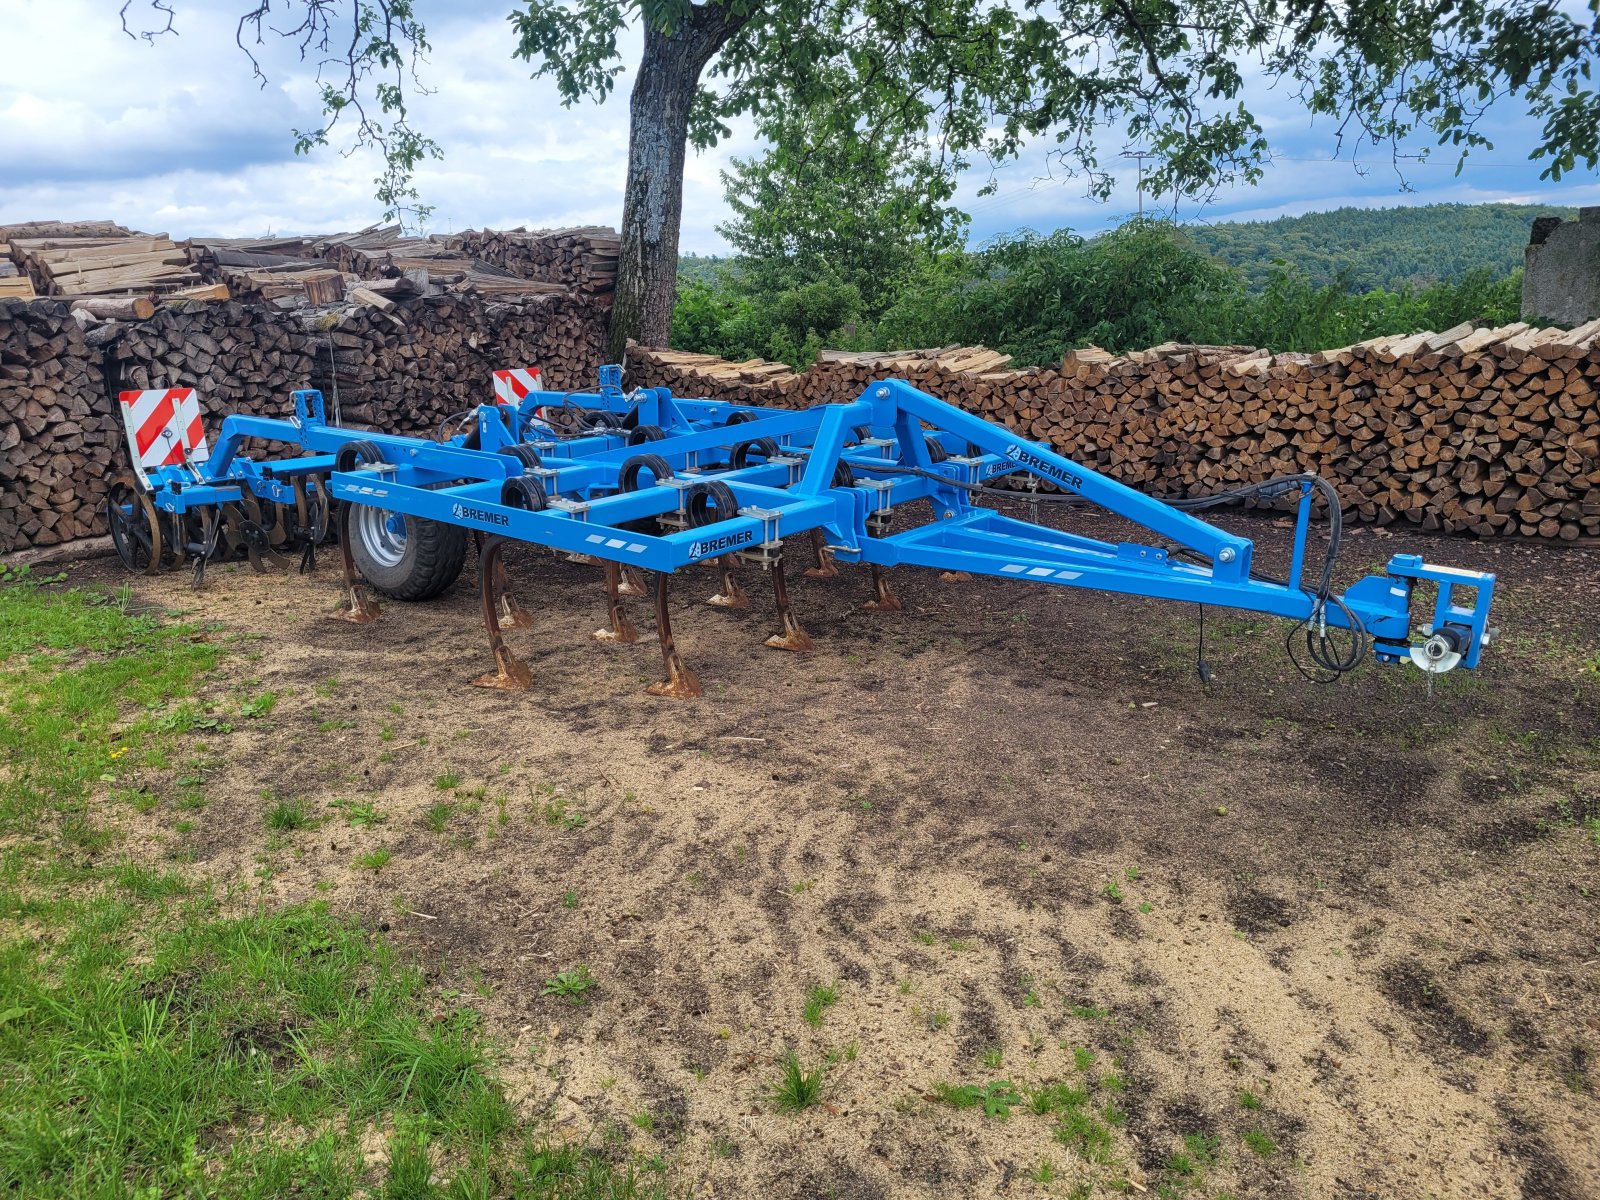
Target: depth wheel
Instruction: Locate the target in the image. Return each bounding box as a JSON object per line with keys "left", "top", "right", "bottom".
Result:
{"left": 346, "top": 503, "right": 468, "bottom": 601}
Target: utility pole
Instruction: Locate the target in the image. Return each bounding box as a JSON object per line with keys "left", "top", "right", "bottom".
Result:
{"left": 1121, "top": 147, "right": 1152, "bottom": 217}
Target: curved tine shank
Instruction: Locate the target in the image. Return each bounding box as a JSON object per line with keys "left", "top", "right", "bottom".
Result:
{"left": 619, "top": 565, "right": 649, "bottom": 597}
{"left": 707, "top": 553, "right": 751, "bottom": 608}
{"left": 472, "top": 535, "right": 533, "bottom": 690}
{"left": 764, "top": 555, "right": 814, "bottom": 652}
{"left": 804, "top": 528, "right": 840, "bottom": 578}
{"left": 863, "top": 562, "right": 902, "bottom": 612}
{"left": 645, "top": 571, "right": 703, "bottom": 699}
{"left": 594, "top": 559, "right": 639, "bottom": 644}
{"left": 332, "top": 501, "right": 382, "bottom": 624}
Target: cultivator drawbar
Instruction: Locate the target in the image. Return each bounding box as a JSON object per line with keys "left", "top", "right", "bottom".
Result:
{"left": 108, "top": 365, "right": 1498, "bottom": 695}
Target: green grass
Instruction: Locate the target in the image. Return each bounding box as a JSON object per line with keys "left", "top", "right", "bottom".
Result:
{"left": 1243, "top": 1129, "right": 1278, "bottom": 1157}
{"left": 802, "top": 981, "right": 841, "bottom": 1027}
{"left": 264, "top": 796, "right": 314, "bottom": 832}
{"left": 354, "top": 848, "right": 392, "bottom": 872}
{"left": 334, "top": 799, "right": 387, "bottom": 828}
{"left": 767, "top": 1051, "right": 826, "bottom": 1113}
{"left": 0, "top": 569, "right": 666, "bottom": 1199}
{"left": 432, "top": 769, "right": 462, "bottom": 791}
{"left": 932, "top": 1080, "right": 1021, "bottom": 1119}
{"left": 423, "top": 801, "right": 455, "bottom": 833}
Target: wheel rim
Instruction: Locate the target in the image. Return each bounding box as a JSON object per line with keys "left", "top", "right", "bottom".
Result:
{"left": 354, "top": 504, "right": 408, "bottom": 568}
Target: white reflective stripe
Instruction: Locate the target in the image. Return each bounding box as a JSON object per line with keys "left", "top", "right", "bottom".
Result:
{"left": 585, "top": 534, "right": 606, "bottom": 544}
{"left": 492, "top": 367, "right": 543, "bottom": 404}
{"left": 1000, "top": 564, "right": 1027, "bottom": 574}
{"left": 1054, "top": 570, "right": 1082, "bottom": 580}
{"left": 605, "top": 538, "right": 626, "bottom": 549}
{"left": 1026, "top": 566, "right": 1054, "bottom": 577}
{"left": 625, "top": 543, "right": 645, "bottom": 553}
{"left": 174, "top": 390, "right": 209, "bottom": 462}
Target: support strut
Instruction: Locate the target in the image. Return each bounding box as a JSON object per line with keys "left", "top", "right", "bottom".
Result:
{"left": 332, "top": 501, "right": 381, "bottom": 624}
{"left": 864, "top": 562, "right": 902, "bottom": 612}
{"left": 594, "top": 559, "right": 639, "bottom": 643}
{"left": 764, "top": 556, "right": 814, "bottom": 652}
{"left": 645, "top": 571, "right": 702, "bottom": 699}
{"left": 707, "top": 553, "right": 751, "bottom": 608}
{"left": 472, "top": 535, "right": 533, "bottom": 690}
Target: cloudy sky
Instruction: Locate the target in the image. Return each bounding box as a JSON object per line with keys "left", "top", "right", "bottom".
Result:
{"left": 3, "top": 0, "right": 1597, "bottom": 250}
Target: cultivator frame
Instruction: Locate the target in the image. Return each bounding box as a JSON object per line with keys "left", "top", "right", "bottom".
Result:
{"left": 108, "top": 365, "right": 1497, "bottom": 696}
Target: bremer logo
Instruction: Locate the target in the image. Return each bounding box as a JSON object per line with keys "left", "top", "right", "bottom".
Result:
{"left": 451, "top": 502, "right": 510, "bottom": 527}
{"left": 689, "top": 529, "right": 754, "bottom": 558}
{"left": 1004, "top": 444, "right": 1084, "bottom": 490}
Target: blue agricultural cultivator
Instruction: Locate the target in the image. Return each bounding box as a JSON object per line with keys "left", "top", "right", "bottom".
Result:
{"left": 107, "top": 364, "right": 1498, "bottom": 697}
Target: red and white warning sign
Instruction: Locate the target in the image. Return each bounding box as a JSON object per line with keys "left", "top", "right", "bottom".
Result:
{"left": 118, "top": 388, "right": 208, "bottom": 487}
{"left": 492, "top": 367, "right": 543, "bottom": 406}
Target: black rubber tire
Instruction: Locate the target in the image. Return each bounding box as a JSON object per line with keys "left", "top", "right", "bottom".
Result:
{"left": 619, "top": 453, "right": 673, "bottom": 492}
{"left": 584, "top": 411, "right": 622, "bottom": 431}
{"left": 832, "top": 460, "right": 856, "bottom": 488}
{"left": 500, "top": 444, "right": 542, "bottom": 469}
{"left": 502, "top": 476, "right": 547, "bottom": 510}
{"left": 348, "top": 505, "right": 468, "bottom": 601}
{"left": 725, "top": 410, "right": 756, "bottom": 426}
{"left": 685, "top": 480, "right": 738, "bottom": 527}
{"left": 730, "top": 437, "right": 780, "bottom": 469}
{"left": 924, "top": 436, "right": 949, "bottom": 464}
{"left": 336, "top": 439, "right": 383, "bottom": 473}
{"left": 628, "top": 424, "right": 666, "bottom": 445}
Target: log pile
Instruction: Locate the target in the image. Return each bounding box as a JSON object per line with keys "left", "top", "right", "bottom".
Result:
{"left": 0, "top": 299, "right": 120, "bottom": 549}
{"left": 8, "top": 229, "right": 207, "bottom": 299}
{"left": 629, "top": 322, "right": 1600, "bottom": 539}
{"left": 302, "top": 291, "right": 607, "bottom": 435}
{"left": 0, "top": 288, "right": 609, "bottom": 552}
{"left": 446, "top": 227, "right": 619, "bottom": 300}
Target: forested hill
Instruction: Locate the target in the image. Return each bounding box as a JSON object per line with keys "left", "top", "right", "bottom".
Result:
{"left": 1184, "top": 202, "right": 1574, "bottom": 292}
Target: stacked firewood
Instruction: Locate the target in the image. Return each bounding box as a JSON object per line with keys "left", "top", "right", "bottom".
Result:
{"left": 0, "top": 300, "right": 121, "bottom": 548}
{"left": 309, "top": 292, "right": 607, "bottom": 434}
{"left": 446, "top": 227, "right": 619, "bottom": 300}
{"left": 629, "top": 322, "right": 1600, "bottom": 539}
{"left": 0, "top": 288, "right": 609, "bottom": 551}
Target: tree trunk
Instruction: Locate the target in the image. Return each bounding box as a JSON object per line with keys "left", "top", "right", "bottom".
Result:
{"left": 609, "top": 9, "right": 741, "bottom": 363}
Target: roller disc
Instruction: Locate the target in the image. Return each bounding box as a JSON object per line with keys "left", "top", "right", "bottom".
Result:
{"left": 106, "top": 475, "right": 163, "bottom": 575}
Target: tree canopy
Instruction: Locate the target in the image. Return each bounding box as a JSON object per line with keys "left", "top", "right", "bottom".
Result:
{"left": 122, "top": 0, "right": 1600, "bottom": 352}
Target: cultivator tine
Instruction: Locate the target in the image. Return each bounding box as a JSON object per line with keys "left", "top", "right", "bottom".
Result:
{"left": 594, "top": 560, "right": 639, "bottom": 644}
{"left": 292, "top": 477, "right": 328, "bottom": 573}
{"left": 645, "top": 571, "right": 702, "bottom": 699}
{"left": 864, "top": 563, "right": 902, "bottom": 612}
{"left": 472, "top": 535, "right": 533, "bottom": 690}
{"left": 332, "top": 502, "right": 381, "bottom": 624}
{"left": 804, "top": 529, "right": 840, "bottom": 579}
{"left": 240, "top": 497, "right": 293, "bottom": 570}
{"left": 473, "top": 532, "right": 533, "bottom": 628}
{"left": 187, "top": 505, "right": 220, "bottom": 589}
{"left": 707, "top": 553, "right": 751, "bottom": 608}
{"left": 619, "top": 565, "right": 649, "bottom": 597}
{"left": 764, "top": 556, "right": 813, "bottom": 652}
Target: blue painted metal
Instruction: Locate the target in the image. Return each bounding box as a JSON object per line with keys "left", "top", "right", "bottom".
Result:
{"left": 114, "top": 365, "right": 1498, "bottom": 678}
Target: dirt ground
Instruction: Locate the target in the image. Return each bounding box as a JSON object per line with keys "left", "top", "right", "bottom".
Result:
{"left": 78, "top": 503, "right": 1600, "bottom": 1199}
